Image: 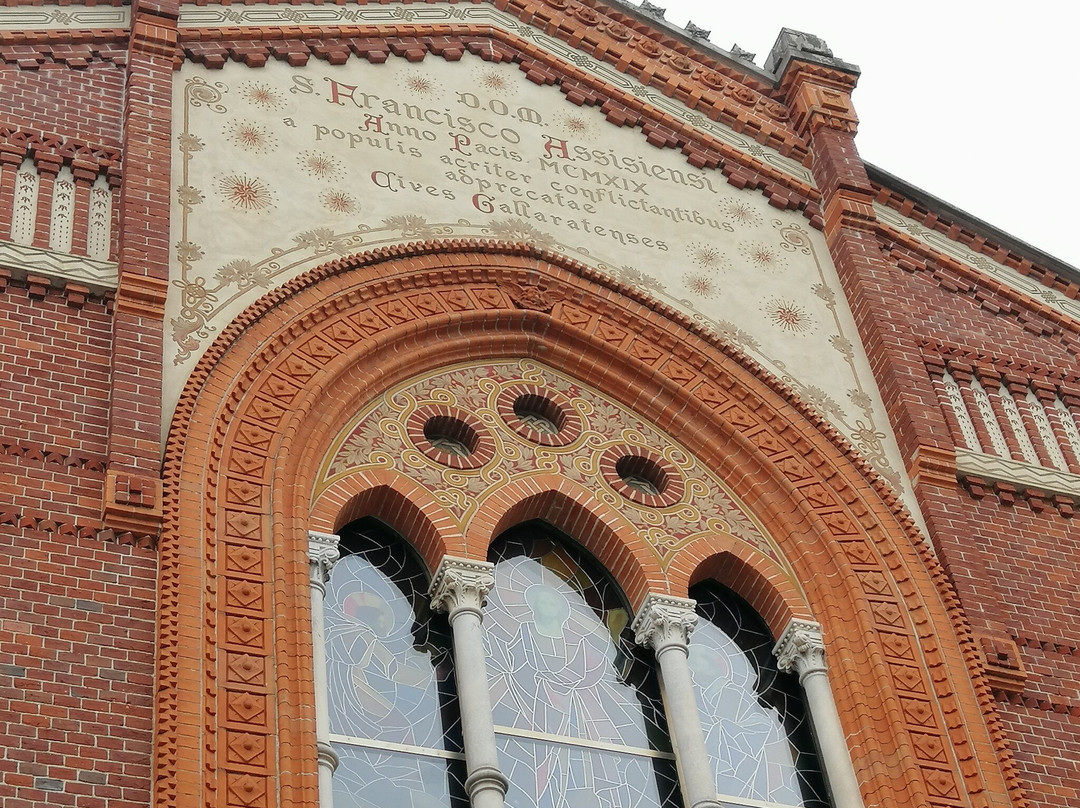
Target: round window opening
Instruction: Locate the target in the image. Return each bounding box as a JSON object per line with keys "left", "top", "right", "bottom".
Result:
{"left": 615, "top": 455, "right": 667, "bottom": 497}
{"left": 423, "top": 415, "right": 478, "bottom": 458}
{"left": 512, "top": 393, "right": 565, "bottom": 435}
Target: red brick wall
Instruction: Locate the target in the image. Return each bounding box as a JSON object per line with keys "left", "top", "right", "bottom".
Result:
{"left": 0, "top": 279, "right": 154, "bottom": 808}
{"left": 0, "top": 63, "right": 125, "bottom": 149}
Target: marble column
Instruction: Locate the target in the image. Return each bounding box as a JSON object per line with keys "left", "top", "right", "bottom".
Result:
{"left": 773, "top": 619, "right": 864, "bottom": 808}
{"left": 429, "top": 557, "right": 508, "bottom": 808}
{"left": 308, "top": 531, "right": 341, "bottom": 808}
{"left": 632, "top": 593, "right": 722, "bottom": 808}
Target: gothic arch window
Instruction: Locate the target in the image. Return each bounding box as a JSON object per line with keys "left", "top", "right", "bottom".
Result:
{"left": 324, "top": 518, "right": 468, "bottom": 808}
{"left": 483, "top": 522, "right": 682, "bottom": 808}
{"left": 688, "top": 581, "right": 829, "bottom": 808}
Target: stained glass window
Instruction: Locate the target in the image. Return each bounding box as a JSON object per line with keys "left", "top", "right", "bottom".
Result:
{"left": 485, "top": 523, "right": 682, "bottom": 808}
{"left": 689, "top": 581, "right": 830, "bottom": 808}
{"left": 324, "top": 519, "right": 467, "bottom": 808}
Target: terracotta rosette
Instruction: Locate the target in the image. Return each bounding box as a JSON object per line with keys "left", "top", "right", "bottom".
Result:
{"left": 406, "top": 405, "right": 495, "bottom": 470}
{"left": 496, "top": 384, "right": 583, "bottom": 447}
{"left": 600, "top": 444, "right": 685, "bottom": 507}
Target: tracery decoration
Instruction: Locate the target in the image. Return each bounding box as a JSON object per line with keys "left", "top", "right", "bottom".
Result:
{"left": 324, "top": 520, "right": 468, "bottom": 808}
{"left": 484, "top": 525, "right": 680, "bottom": 808}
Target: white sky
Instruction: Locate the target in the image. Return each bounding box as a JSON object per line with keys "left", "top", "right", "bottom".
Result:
{"left": 626, "top": 1, "right": 1079, "bottom": 269}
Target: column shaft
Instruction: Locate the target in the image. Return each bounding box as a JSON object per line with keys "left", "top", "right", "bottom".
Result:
{"left": 429, "top": 557, "right": 508, "bottom": 808}
{"left": 633, "top": 593, "right": 721, "bottom": 808}
{"left": 774, "top": 619, "right": 864, "bottom": 808}
{"left": 309, "top": 531, "right": 341, "bottom": 808}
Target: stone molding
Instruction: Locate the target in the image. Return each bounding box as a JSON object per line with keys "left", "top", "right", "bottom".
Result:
{"left": 0, "top": 5, "right": 130, "bottom": 31}
{"left": 307, "top": 530, "right": 340, "bottom": 589}
{"left": 956, "top": 447, "right": 1080, "bottom": 501}
{"left": 773, "top": 618, "right": 827, "bottom": 680}
{"left": 0, "top": 240, "right": 117, "bottom": 292}
{"left": 632, "top": 593, "right": 698, "bottom": 654}
{"left": 428, "top": 556, "right": 496, "bottom": 617}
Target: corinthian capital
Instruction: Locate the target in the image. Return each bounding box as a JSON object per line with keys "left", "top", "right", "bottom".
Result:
{"left": 428, "top": 556, "right": 496, "bottom": 617}
{"left": 632, "top": 593, "right": 698, "bottom": 654}
{"left": 773, "top": 618, "right": 827, "bottom": 679}
{"left": 307, "top": 531, "right": 341, "bottom": 588}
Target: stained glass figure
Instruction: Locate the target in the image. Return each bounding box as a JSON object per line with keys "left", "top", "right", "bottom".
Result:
{"left": 485, "top": 523, "right": 681, "bottom": 808}
{"left": 689, "top": 581, "right": 830, "bottom": 808}
{"left": 324, "top": 519, "right": 467, "bottom": 808}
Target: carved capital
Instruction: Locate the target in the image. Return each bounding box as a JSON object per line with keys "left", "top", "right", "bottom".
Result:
{"left": 307, "top": 531, "right": 341, "bottom": 591}
{"left": 773, "top": 618, "right": 827, "bottom": 680}
{"left": 632, "top": 593, "right": 698, "bottom": 655}
{"left": 428, "top": 556, "right": 495, "bottom": 618}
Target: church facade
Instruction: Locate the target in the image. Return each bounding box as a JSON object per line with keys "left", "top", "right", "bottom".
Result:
{"left": 0, "top": 1, "right": 1077, "bottom": 807}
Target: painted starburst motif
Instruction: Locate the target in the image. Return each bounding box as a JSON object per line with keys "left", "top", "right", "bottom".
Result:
{"left": 690, "top": 243, "right": 729, "bottom": 272}
{"left": 240, "top": 82, "right": 283, "bottom": 110}
{"left": 218, "top": 175, "right": 275, "bottom": 211}
{"left": 320, "top": 190, "right": 357, "bottom": 214}
{"left": 763, "top": 298, "right": 812, "bottom": 333}
{"left": 561, "top": 114, "right": 589, "bottom": 135}
{"left": 405, "top": 75, "right": 435, "bottom": 95}
{"left": 227, "top": 120, "right": 275, "bottom": 152}
{"left": 727, "top": 200, "right": 761, "bottom": 226}
{"left": 298, "top": 150, "right": 344, "bottom": 181}
{"left": 479, "top": 71, "right": 509, "bottom": 93}
{"left": 740, "top": 241, "right": 786, "bottom": 272}
{"left": 683, "top": 273, "right": 717, "bottom": 298}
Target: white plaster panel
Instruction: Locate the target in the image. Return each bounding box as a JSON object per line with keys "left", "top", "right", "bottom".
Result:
{"left": 166, "top": 54, "right": 918, "bottom": 519}
{"left": 0, "top": 5, "right": 128, "bottom": 30}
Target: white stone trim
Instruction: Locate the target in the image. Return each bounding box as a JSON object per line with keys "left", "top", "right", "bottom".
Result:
{"left": 0, "top": 5, "right": 129, "bottom": 30}
{"left": 955, "top": 447, "right": 1080, "bottom": 499}
{"left": 0, "top": 240, "right": 118, "bottom": 291}
{"left": 307, "top": 530, "right": 341, "bottom": 808}
{"left": 773, "top": 619, "right": 864, "bottom": 808}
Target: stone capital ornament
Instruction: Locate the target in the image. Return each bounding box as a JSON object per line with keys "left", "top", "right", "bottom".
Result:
{"left": 307, "top": 531, "right": 341, "bottom": 593}
{"left": 428, "top": 556, "right": 496, "bottom": 619}
{"left": 773, "top": 618, "right": 828, "bottom": 681}
{"left": 632, "top": 593, "right": 698, "bottom": 656}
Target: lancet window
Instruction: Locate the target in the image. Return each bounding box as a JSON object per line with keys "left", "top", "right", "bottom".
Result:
{"left": 323, "top": 519, "right": 468, "bottom": 808}
{"left": 484, "top": 524, "right": 681, "bottom": 808}
{"left": 689, "top": 582, "right": 829, "bottom": 808}
{"left": 317, "top": 519, "right": 841, "bottom": 808}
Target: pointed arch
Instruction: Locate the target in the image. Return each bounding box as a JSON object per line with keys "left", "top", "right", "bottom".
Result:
{"left": 464, "top": 474, "right": 666, "bottom": 609}
{"left": 156, "top": 241, "right": 1020, "bottom": 808}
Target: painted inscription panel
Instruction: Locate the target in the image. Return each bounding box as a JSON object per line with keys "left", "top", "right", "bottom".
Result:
{"left": 169, "top": 52, "right": 913, "bottom": 504}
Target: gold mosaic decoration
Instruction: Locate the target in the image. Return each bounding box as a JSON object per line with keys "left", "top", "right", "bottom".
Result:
{"left": 316, "top": 360, "right": 784, "bottom": 569}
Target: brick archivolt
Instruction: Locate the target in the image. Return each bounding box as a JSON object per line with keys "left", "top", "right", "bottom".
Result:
{"left": 159, "top": 242, "right": 1026, "bottom": 808}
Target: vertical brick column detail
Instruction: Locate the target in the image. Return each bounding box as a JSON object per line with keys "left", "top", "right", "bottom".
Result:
{"left": 70, "top": 159, "right": 98, "bottom": 257}
{"left": 0, "top": 149, "right": 22, "bottom": 234}
{"left": 976, "top": 367, "right": 1027, "bottom": 462}
{"left": 31, "top": 155, "right": 60, "bottom": 249}
{"left": 101, "top": 0, "right": 178, "bottom": 538}
{"left": 775, "top": 51, "right": 1024, "bottom": 808}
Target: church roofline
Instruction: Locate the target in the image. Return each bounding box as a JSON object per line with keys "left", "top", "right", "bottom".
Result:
{"left": 868, "top": 161, "right": 1080, "bottom": 282}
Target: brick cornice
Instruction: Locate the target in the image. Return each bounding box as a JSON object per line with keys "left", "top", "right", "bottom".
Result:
{"left": 115, "top": 273, "right": 168, "bottom": 317}
{"left": 176, "top": 27, "right": 821, "bottom": 215}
